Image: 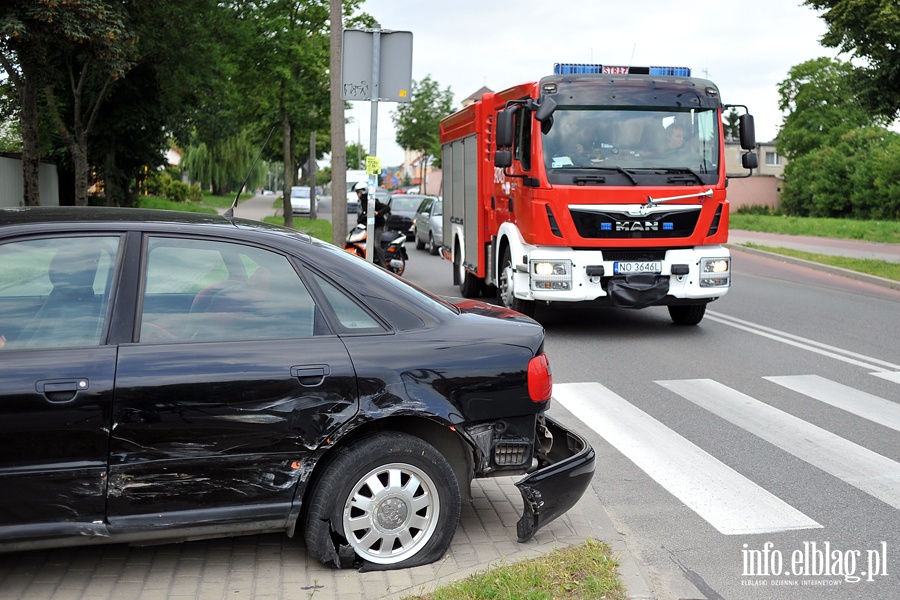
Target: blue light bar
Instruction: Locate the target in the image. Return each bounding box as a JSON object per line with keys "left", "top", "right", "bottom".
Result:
{"left": 553, "top": 63, "right": 691, "bottom": 77}
{"left": 649, "top": 66, "right": 692, "bottom": 76}
{"left": 554, "top": 63, "right": 603, "bottom": 74}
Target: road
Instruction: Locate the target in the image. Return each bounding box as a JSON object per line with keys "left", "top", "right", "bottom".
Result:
{"left": 401, "top": 231, "right": 900, "bottom": 600}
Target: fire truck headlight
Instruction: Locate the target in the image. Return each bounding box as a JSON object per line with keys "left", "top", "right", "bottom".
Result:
{"left": 531, "top": 260, "right": 572, "bottom": 291}
{"left": 699, "top": 257, "right": 730, "bottom": 287}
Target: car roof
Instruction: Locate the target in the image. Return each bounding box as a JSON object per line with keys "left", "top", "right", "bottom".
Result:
{"left": 0, "top": 206, "right": 309, "bottom": 245}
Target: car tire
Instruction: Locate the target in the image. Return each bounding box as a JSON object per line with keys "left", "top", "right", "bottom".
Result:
{"left": 428, "top": 232, "right": 439, "bottom": 256}
{"left": 498, "top": 246, "right": 535, "bottom": 318}
{"left": 668, "top": 303, "right": 706, "bottom": 326}
{"left": 415, "top": 234, "right": 425, "bottom": 251}
{"left": 303, "top": 432, "right": 460, "bottom": 570}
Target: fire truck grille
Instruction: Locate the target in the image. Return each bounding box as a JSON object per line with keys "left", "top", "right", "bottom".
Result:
{"left": 570, "top": 208, "right": 700, "bottom": 239}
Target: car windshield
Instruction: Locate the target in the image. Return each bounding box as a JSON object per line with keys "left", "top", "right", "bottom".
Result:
{"left": 542, "top": 107, "right": 719, "bottom": 179}
{"left": 291, "top": 187, "right": 310, "bottom": 198}
{"left": 390, "top": 197, "right": 423, "bottom": 213}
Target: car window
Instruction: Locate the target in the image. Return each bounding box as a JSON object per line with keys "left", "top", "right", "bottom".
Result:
{"left": 0, "top": 236, "right": 120, "bottom": 349}
{"left": 309, "top": 272, "right": 384, "bottom": 332}
{"left": 140, "top": 237, "right": 323, "bottom": 342}
{"left": 416, "top": 198, "right": 433, "bottom": 214}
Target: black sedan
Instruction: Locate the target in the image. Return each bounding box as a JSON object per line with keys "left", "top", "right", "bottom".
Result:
{"left": 0, "top": 207, "right": 594, "bottom": 571}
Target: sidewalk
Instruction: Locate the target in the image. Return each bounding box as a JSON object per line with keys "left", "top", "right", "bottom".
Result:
{"left": 728, "top": 229, "right": 900, "bottom": 290}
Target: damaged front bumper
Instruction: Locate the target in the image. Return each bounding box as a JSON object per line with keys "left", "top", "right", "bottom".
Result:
{"left": 514, "top": 415, "right": 595, "bottom": 541}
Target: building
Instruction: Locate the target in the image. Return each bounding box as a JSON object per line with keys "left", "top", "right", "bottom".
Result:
{"left": 724, "top": 140, "right": 784, "bottom": 211}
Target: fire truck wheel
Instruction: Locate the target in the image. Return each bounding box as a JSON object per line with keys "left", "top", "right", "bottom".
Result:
{"left": 456, "top": 249, "right": 481, "bottom": 298}
{"left": 498, "top": 247, "right": 536, "bottom": 318}
{"left": 668, "top": 303, "right": 706, "bottom": 325}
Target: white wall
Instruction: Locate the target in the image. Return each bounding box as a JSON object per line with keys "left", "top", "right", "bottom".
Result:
{"left": 0, "top": 155, "right": 60, "bottom": 207}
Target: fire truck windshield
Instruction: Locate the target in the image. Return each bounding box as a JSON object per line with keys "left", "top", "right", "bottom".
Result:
{"left": 543, "top": 107, "right": 720, "bottom": 185}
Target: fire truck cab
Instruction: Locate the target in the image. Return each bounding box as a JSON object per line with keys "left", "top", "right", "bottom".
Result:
{"left": 440, "top": 63, "right": 757, "bottom": 325}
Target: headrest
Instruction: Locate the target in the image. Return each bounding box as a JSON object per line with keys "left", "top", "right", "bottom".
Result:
{"left": 48, "top": 244, "right": 100, "bottom": 292}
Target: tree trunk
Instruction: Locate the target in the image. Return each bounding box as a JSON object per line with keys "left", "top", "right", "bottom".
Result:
{"left": 281, "top": 102, "right": 293, "bottom": 229}
{"left": 19, "top": 76, "right": 42, "bottom": 206}
{"left": 309, "top": 130, "right": 317, "bottom": 219}
{"left": 329, "top": 0, "right": 348, "bottom": 246}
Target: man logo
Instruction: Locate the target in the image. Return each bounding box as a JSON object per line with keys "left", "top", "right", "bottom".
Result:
{"left": 615, "top": 221, "right": 659, "bottom": 232}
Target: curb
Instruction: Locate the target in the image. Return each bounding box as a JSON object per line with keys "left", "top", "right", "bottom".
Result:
{"left": 728, "top": 243, "right": 900, "bottom": 291}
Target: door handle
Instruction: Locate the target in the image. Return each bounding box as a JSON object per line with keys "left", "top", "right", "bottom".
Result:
{"left": 290, "top": 365, "right": 330, "bottom": 387}
{"left": 36, "top": 378, "right": 89, "bottom": 403}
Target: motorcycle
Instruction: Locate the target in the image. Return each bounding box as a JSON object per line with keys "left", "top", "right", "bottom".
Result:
{"left": 344, "top": 223, "right": 408, "bottom": 276}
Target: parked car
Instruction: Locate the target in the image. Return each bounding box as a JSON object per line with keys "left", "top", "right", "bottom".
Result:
{"left": 290, "top": 185, "right": 317, "bottom": 215}
{"left": 0, "top": 207, "right": 594, "bottom": 571}
{"left": 414, "top": 197, "right": 443, "bottom": 255}
{"left": 388, "top": 194, "right": 435, "bottom": 241}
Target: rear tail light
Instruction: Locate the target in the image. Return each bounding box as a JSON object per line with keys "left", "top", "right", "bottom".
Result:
{"left": 527, "top": 353, "right": 553, "bottom": 402}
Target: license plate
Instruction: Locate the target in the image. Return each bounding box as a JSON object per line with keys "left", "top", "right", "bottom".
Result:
{"left": 613, "top": 261, "right": 661, "bottom": 275}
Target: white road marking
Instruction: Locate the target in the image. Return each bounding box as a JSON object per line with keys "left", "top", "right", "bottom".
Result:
{"left": 765, "top": 374, "right": 900, "bottom": 432}
{"left": 659, "top": 378, "right": 900, "bottom": 511}
{"left": 707, "top": 311, "right": 900, "bottom": 372}
{"left": 553, "top": 382, "right": 821, "bottom": 535}
{"left": 872, "top": 371, "right": 900, "bottom": 384}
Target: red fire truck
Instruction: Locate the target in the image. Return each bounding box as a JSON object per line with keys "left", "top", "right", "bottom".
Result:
{"left": 439, "top": 63, "right": 758, "bottom": 325}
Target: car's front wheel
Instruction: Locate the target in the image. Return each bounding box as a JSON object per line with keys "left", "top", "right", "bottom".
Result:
{"left": 304, "top": 432, "right": 460, "bottom": 569}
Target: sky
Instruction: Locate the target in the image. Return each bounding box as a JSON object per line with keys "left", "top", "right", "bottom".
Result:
{"left": 344, "top": 0, "right": 837, "bottom": 167}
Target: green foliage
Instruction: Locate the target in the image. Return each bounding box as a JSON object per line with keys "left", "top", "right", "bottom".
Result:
{"left": 776, "top": 56, "right": 900, "bottom": 220}
{"left": 346, "top": 142, "right": 367, "bottom": 169}
{"left": 729, "top": 213, "right": 900, "bottom": 243}
{"left": 722, "top": 109, "right": 740, "bottom": 142}
{"left": 805, "top": 0, "right": 900, "bottom": 121}
{"left": 776, "top": 58, "right": 875, "bottom": 160}
{"left": 262, "top": 216, "right": 332, "bottom": 242}
{"left": 403, "top": 539, "right": 625, "bottom": 600}
{"left": 781, "top": 127, "right": 900, "bottom": 219}
{"left": 392, "top": 76, "right": 455, "bottom": 164}
{"left": 165, "top": 180, "right": 190, "bottom": 203}
{"left": 137, "top": 195, "right": 217, "bottom": 214}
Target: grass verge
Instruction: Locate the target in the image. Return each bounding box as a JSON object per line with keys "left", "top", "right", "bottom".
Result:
{"left": 402, "top": 539, "right": 626, "bottom": 600}
{"left": 263, "top": 216, "right": 332, "bottom": 241}
{"left": 730, "top": 214, "right": 900, "bottom": 244}
{"left": 742, "top": 244, "right": 900, "bottom": 283}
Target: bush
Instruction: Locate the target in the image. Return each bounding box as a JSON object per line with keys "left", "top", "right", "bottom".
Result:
{"left": 188, "top": 183, "right": 202, "bottom": 203}
{"left": 165, "top": 180, "right": 190, "bottom": 203}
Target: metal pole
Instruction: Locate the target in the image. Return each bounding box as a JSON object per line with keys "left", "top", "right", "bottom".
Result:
{"left": 365, "top": 24, "right": 381, "bottom": 263}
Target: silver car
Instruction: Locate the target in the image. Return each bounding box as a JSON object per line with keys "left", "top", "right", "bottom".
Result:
{"left": 414, "top": 197, "right": 442, "bottom": 255}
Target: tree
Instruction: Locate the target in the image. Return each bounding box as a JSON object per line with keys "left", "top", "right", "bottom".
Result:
{"left": 777, "top": 58, "right": 900, "bottom": 218}
{"left": 722, "top": 108, "right": 740, "bottom": 142}
{"left": 805, "top": 0, "right": 900, "bottom": 121}
{"left": 391, "top": 76, "right": 454, "bottom": 190}
{"left": 92, "top": 0, "right": 232, "bottom": 207}
{"left": 776, "top": 57, "right": 876, "bottom": 160}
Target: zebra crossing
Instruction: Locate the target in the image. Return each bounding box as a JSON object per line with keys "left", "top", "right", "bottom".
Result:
{"left": 553, "top": 371, "right": 900, "bottom": 536}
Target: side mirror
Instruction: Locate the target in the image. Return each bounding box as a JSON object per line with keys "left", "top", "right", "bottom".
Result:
{"left": 534, "top": 96, "right": 557, "bottom": 123}
{"left": 496, "top": 108, "right": 514, "bottom": 148}
{"left": 741, "top": 151, "right": 758, "bottom": 170}
{"left": 739, "top": 114, "right": 756, "bottom": 150}
{"left": 495, "top": 149, "right": 512, "bottom": 168}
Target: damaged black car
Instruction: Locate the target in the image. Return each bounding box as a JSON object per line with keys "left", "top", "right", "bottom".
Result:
{"left": 0, "top": 207, "right": 595, "bottom": 570}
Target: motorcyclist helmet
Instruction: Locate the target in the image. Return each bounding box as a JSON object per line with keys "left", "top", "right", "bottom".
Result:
{"left": 353, "top": 181, "right": 368, "bottom": 194}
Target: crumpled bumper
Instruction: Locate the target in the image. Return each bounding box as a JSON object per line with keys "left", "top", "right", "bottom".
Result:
{"left": 514, "top": 415, "right": 596, "bottom": 541}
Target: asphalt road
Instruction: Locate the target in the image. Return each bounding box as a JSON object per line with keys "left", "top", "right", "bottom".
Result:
{"left": 402, "top": 229, "right": 900, "bottom": 600}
